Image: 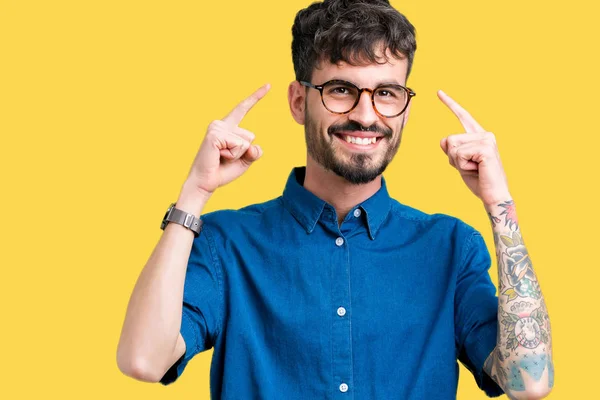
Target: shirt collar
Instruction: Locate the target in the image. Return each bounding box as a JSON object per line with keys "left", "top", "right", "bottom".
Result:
{"left": 281, "top": 166, "right": 392, "bottom": 240}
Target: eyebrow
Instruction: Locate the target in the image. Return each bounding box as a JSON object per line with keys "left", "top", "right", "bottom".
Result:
{"left": 329, "top": 77, "right": 404, "bottom": 87}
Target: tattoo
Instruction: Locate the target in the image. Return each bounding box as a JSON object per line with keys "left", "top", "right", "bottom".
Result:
{"left": 488, "top": 212, "right": 501, "bottom": 228}
{"left": 500, "top": 306, "right": 549, "bottom": 351}
{"left": 499, "top": 232, "right": 541, "bottom": 301}
{"left": 519, "top": 353, "right": 549, "bottom": 381}
{"left": 510, "top": 301, "right": 534, "bottom": 313}
{"left": 548, "top": 359, "right": 555, "bottom": 388}
{"left": 498, "top": 200, "right": 519, "bottom": 230}
{"left": 484, "top": 347, "right": 509, "bottom": 387}
{"left": 508, "top": 364, "right": 526, "bottom": 392}
{"left": 486, "top": 200, "right": 553, "bottom": 394}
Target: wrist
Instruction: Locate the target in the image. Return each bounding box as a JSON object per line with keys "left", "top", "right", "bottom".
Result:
{"left": 483, "top": 197, "right": 514, "bottom": 213}
{"left": 176, "top": 182, "right": 212, "bottom": 217}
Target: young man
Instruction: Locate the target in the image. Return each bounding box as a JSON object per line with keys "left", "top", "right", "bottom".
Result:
{"left": 117, "top": 0, "right": 554, "bottom": 398}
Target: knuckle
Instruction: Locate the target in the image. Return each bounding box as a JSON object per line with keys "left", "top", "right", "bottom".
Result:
{"left": 207, "top": 120, "right": 224, "bottom": 134}
{"left": 240, "top": 99, "right": 252, "bottom": 111}
{"left": 482, "top": 137, "right": 496, "bottom": 148}
{"left": 238, "top": 139, "right": 250, "bottom": 151}
{"left": 447, "top": 136, "right": 459, "bottom": 147}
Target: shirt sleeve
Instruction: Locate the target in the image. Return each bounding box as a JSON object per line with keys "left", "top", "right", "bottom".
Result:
{"left": 159, "top": 224, "right": 224, "bottom": 385}
{"left": 455, "top": 228, "right": 505, "bottom": 398}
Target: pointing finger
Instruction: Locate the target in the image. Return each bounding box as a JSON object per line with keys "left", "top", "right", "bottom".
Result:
{"left": 437, "top": 90, "right": 485, "bottom": 133}
{"left": 222, "top": 83, "right": 271, "bottom": 126}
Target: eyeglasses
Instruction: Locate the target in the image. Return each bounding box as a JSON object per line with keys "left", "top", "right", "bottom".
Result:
{"left": 300, "top": 79, "right": 416, "bottom": 118}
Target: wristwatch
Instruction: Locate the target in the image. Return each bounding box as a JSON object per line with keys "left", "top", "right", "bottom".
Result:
{"left": 160, "top": 202, "right": 203, "bottom": 237}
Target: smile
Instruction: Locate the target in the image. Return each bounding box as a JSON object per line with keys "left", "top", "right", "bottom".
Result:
{"left": 333, "top": 133, "right": 384, "bottom": 149}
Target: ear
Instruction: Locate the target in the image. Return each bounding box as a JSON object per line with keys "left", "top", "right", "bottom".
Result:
{"left": 288, "top": 80, "right": 306, "bottom": 125}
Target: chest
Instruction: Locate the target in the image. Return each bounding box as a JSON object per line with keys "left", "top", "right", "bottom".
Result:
{"left": 223, "top": 230, "right": 457, "bottom": 346}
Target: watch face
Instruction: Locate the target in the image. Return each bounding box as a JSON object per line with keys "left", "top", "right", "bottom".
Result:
{"left": 161, "top": 203, "right": 176, "bottom": 229}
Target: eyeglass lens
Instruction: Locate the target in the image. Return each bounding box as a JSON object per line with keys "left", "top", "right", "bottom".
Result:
{"left": 322, "top": 81, "right": 408, "bottom": 117}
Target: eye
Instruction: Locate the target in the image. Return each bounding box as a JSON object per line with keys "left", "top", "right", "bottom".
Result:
{"left": 375, "top": 88, "right": 397, "bottom": 98}
{"left": 330, "top": 86, "right": 351, "bottom": 94}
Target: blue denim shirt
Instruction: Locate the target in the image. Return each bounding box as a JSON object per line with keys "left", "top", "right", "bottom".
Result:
{"left": 160, "top": 167, "right": 504, "bottom": 399}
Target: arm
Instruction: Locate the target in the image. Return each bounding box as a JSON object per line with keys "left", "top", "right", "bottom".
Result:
{"left": 482, "top": 199, "right": 554, "bottom": 399}
{"left": 116, "top": 186, "right": 210, "bottom": 382}
{"left": 116, "top": 84, "right": 270, "bottom": 382}
{"left": 436, "top": 90, "right": 554, "bottom": 399}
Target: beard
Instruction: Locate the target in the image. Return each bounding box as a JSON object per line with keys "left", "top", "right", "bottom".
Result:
{"left": 304, "top": 112, "right": 404, "bottom": 185}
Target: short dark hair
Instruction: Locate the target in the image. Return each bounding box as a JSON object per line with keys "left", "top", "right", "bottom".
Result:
{"left": 291, "top": 0, "right": 417, "bottom": 82}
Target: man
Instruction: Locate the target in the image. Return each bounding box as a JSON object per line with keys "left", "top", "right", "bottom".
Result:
{"left": 117, "top": 0, "right": 554, "bottom": 398}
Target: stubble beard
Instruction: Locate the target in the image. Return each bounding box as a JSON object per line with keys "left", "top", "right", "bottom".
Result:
{"left": 304, "top": 112, "right": 404, "bottom": 185}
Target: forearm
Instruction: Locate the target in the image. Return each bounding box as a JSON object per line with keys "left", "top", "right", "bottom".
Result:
{"left": 116, "top": 183, "right": 210, "bottom": 380}
{"left": 483, "top": 199, "right": 554, "bottom": 400}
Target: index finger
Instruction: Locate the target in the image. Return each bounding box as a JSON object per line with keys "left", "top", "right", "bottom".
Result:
{"left": 222, "top": 83, "right": 271, "bottom": 126}
{"left": 437, "top": 90, "right": 485, "bottom": 133}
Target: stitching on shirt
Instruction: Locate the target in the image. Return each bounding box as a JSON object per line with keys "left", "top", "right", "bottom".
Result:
{"left": 388, "top": 203, "right": 451, "bottom": 223}
{"left": 280, "top": 196, "right": 310, "bottom": 232}
{"left": 453, "top": 226, "right": 474, "bottom": 354}
{"left": 181, "top": 309, "right": 202, "bottom": 357}
{"left": 455, "top": 230, "right": 495, "bottom": 351}
{"left": 345, "top": 237, "right": 355, "bottom": 399}
{"left": 459, "top": 229, "right": 477, "bottom": 268}
{"left": 367, "top": 200, "right": 393, "bottom": 239}
{"left": 329, "top": 246, "right": 334, "bottom": 397}
{"left": 202, "top": 224, "right": 225, "bottom": 342}
{"left": 237, "top": 197, "right": 283, "bottom": 215}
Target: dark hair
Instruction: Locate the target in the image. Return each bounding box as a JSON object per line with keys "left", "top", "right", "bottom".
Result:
{"left": 291, "top": 0, "right": 417, "bottom": 82}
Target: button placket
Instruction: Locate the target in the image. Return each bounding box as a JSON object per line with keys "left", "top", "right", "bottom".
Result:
{"left": 330, "top": 231, "right": 353, "bottom": 397}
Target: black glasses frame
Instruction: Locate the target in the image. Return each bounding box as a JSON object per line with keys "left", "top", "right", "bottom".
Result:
{"left": 299, "top": 79, "right": 416, "bottom": 118}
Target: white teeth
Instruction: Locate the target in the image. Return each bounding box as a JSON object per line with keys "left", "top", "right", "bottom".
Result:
{"left": 343, "top": 136, "right": 377, "bottom": 145}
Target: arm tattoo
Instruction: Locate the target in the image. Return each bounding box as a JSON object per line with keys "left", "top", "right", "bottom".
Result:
{"left": 482, "top": 200, "right": 554, "bottom": 398}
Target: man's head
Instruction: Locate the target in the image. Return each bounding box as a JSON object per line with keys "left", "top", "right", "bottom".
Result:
{"left": 288, "top": 0, "right": 417, "bottom": 185}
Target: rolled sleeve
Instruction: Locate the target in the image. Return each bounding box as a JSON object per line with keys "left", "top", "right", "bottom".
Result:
{"left": 455, "top": 229, "right": 505, "bottom": 397}
{"left": 159, "top": 224, "right": 224, "bottom": 385}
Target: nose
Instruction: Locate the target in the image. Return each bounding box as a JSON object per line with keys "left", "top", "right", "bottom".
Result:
{"left": 348, "top": 90, "right": 379, "bottom": 128}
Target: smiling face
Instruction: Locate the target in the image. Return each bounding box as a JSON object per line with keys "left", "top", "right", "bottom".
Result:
{"left": 291, "top": 48, "right": 412, "bottom": 185}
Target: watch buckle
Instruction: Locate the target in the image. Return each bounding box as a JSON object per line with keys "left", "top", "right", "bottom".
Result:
{"left": 183, "top": 214, "right": 195, "bottom": 228}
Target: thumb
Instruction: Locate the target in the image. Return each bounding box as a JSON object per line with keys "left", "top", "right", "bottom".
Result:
{"left": 241, "top": 144, "right": 263, "bottom": 163}
{"left": 440, "top": 137, "right": 448, "bottom": 154}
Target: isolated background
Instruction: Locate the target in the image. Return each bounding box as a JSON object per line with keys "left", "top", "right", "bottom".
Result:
{"left": 1, "top": 0, "right": 597, "bottom": 398}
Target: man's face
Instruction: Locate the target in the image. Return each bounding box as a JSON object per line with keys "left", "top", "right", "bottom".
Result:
{"left": 303, "top": 49, "right": 410, "bottom": 184}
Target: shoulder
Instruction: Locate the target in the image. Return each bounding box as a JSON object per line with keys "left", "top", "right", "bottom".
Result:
{"left": 387, "top": 198, "right": 480, "bottom": 239}
{"left": 198, "top": 196, "right": 285, "bottom": 236}
{"left": 387, "top": 198, "right": 472, "bottom": 228}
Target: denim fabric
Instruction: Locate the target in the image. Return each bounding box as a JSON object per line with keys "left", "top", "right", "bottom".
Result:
{"left": 159, "top": 166, "right": 504, "bottom": 399}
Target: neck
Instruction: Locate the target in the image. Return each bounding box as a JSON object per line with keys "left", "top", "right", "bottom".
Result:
{"left": 303, "top": 156, "right": 382, "bottom": 225}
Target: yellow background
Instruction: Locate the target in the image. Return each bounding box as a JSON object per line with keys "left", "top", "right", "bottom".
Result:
{"left": 1, "top": 0, "right": 597, "bottom": 398}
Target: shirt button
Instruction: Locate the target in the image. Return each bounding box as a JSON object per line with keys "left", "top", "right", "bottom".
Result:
{"left": 337, "top": 307, "right": 346, "bottom": 317}
{"left": 353, "top": 208, "right": 362, "bottom": 218}
{"left": 339, "top": 383, "right": 349, "bottom": 393}
{"left": 335, "top": 237, "right": 344, "bottom": 246}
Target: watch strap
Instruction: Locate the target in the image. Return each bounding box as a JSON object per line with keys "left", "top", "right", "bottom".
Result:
{"left": 161, "top": 203, "right": 203, "bottom": 237}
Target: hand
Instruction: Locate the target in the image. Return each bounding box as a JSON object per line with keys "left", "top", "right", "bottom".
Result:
{"left": 438, "top": 90, "right": 512, "bottom": 207}
{"left": 185, "top": 84, "right": 271, "bottom": 196}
